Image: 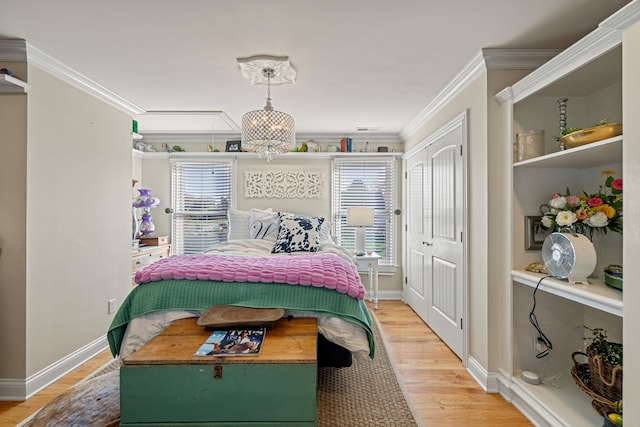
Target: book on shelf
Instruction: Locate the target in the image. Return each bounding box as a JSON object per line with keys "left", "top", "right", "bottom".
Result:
{"left": 340, "top": 137, "right": 353, "bottom": 152}
{"left": 194, "top": 327, "right": 266, "bottom": 356}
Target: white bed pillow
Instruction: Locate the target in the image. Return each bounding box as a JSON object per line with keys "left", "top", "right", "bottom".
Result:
{"left": 319, "top": 221, "right": 333, "bottom": 243}
{"left": 249, "top": 208, "right": 279, "bottom": 242}
{"left": 272, "top": 212, "right": 325, "bottom": 253}
{"left": 227, "top": 208, "right": 251, "bottom": 240}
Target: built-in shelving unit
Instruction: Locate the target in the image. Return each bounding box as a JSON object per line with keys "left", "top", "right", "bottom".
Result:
{"left": 0, "top": 74, "right": 30, "bottom": 93}
{"left": 513, "top": 136, "right": 621, "bottom": 169}
{"left": 511, "top": 270, "right": 622, "bottom": 317}
{"left": 493, "top": 4, "right": 638, "bottom": 424}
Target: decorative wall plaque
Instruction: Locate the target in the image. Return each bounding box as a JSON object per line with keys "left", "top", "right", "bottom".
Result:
{"left": 244, "top": 171, "right": 325, "bottom": 198}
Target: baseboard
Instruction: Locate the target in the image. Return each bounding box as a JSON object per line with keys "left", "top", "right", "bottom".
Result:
{"left": 465, "top": 355, "right": 499, "bottom": 392}
{"left": 0, "top": 335, "right": 109, "bottom": 401}
{"left": 496, "top": 368, "right": 556, "bottom": 427}
{"left": 370, "top": 290, "right": 403, "bottom": 301}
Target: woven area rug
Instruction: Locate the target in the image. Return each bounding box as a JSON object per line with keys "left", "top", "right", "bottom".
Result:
{"left": 22, "top": 313, "right": 420, "bottom": 427}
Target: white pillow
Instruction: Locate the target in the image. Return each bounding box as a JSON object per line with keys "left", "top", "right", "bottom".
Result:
{"left": 227, "top": 208, "right": 251, "bottom": 240}
{"left": 249, "top": 208, "right": 279, "bottom": 242}
{"left": 319, "top": 221, "right": 333, "bottom": 243}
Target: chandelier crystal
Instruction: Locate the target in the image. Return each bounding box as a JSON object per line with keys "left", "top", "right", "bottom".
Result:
{"left": 241, "top": 67, "right": 295, "bottom": 159}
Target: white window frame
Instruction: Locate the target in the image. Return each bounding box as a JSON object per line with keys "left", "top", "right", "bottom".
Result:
{"left": 331, "top": 157, "right": 397, "bottom": 272}
{"left": 170, "top": 159, "right": 235, "bottom": 255}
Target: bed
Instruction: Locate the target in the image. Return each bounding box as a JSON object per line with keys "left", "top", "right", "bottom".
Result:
{"left": 107, "top": 209, "right": 375, "bottom": 368}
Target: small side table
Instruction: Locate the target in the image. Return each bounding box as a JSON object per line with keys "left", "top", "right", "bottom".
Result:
{"left": 353, "top": 253, "right": 381, "bottom": 309}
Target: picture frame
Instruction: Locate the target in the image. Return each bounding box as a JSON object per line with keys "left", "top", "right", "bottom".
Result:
{"left": 226, "top": 140, "right": 242, "bottom": 152}
{"left": 525, "top": 215, "right": 552, "bottom": 250}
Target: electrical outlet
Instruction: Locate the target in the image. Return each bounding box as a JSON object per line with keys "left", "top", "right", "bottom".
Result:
{"left": 108, "top": 298, "right": 117, "bottom": 314}
{"left": 532, "top": 332, "right": 545, "bottom": 351}
{"left": 532, "top": 334, "right": 548, "bottom": 352}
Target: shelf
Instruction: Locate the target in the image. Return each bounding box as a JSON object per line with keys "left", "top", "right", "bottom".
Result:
{"left": 514, "top": 136, "right": 622, "bottom": 169}
{"left": 133, "top": 151, "right": 404, "bottom": 159}
{"left": 510, "top": 375, "right": 603, "bottom": 426}
{"left": 511, "top": 270, "right": 622, "bottom": 317}
{"left": 0, "top": 74, "right": 30, "bottom": 93}
{"left": 132, "top": 132, "right": 143, "bottom": 140}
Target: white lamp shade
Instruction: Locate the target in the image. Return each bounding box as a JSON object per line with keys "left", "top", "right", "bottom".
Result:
{"left": 347, "top": 207, "right": 374, "bottom": 226}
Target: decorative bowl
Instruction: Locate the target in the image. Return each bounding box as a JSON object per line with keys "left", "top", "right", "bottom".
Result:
{"left": 604, "top": 264, "right": 623, "bottom": 291}
{"left": 560, "top": 123, "right": 622, "bottom": 148}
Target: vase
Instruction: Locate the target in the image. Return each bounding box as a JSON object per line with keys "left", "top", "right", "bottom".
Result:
{"left": 139, "top": 213, "right": 155, "bottom": 236}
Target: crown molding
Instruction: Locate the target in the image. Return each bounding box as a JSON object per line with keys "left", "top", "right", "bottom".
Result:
{"left": 399, "top": 49, "right": 557, "bottom": 140}
{"left": 399, "top": 52, "right": 484, "bottom": 140}
{"left": 481, "top": 48, "right": 561, "bottom": 69}
{"left": 600, "top": 0, "right": 640, "bottom": 31}
{"left": 0, "top": 39, "right": 27, "bottom": 61}
{"left": 495, "top": 26, "right": 621, "bottom": 105}
{"left": 25, "top": 43, "right": 145, "bottom": 115}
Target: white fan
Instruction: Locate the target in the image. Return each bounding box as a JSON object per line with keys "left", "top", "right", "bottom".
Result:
{"left": 541, "top": 232, "right": 596, "bottom": 285}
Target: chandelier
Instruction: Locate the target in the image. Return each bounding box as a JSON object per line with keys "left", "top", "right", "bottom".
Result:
{"left": 239, "top": 57, "right": 296, "bottom": 159}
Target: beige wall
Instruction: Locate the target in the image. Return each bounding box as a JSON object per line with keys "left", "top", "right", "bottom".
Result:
{"left": 0, "top": 63, "right": 133, "bottom": 380}
{"left": 139, "top": 153, "right": 403, "bottom": 294}
{"left": 404, "top": 71, "right": 491, "bottom": 367}
{"left": 0, "top": 76, "right": 28, "bottom": 379}
{"left": 402, "top": 66, "right": 532, "bottom": 370}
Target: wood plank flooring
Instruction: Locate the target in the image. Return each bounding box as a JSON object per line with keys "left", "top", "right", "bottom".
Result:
{"left": 373, "top": 300, "right": 532, "bottom": 427}
{"left": 0, "top": 300, "right": 532, "bottom": 426}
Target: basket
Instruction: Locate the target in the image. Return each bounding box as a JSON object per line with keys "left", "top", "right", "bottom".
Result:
{"left": 571, "top": 352, "right": 615, "bottom": 415}
{"left": 571, "top": 350, "right": 622, "bottom": 415}
{"left": 586, "top": 344, "right": 623, "bottom": 402}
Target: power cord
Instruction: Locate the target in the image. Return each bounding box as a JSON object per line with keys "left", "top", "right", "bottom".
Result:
{"left": 534, "top": 360, "right": 561, "bottom": 389}
{"left": 529, "top": 275, "right": 553, "bottom": 358}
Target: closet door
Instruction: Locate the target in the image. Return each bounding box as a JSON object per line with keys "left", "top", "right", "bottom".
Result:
{"left": 405, "top": 115, "right": 465, "bottom": 359}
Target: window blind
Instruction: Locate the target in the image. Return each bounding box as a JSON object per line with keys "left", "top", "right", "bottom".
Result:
{"left": 332, "top": 158, "right": 396, "bottom": 266}
{"left": 171, "top": 160, "right": 233, "bottom": 254}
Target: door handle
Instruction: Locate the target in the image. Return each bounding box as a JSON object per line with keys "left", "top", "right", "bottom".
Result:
{"left": 422, "top": 241, "right": 433, "bottom": 246}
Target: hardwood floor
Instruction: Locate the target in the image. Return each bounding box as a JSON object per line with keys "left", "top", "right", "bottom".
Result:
{"left": 0, "top": 300, "right": 532, "bottom": 426}
{"left": 0, "top": 350, "right": 114, "bottom": 426}
{"left": 373, "top": 300, "right": 532, "bottom": 427}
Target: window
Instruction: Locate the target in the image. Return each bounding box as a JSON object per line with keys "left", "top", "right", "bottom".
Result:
{"left": 332, "top": 158, "right": 397, "bottom": 267}
{"left": 171, "top": 160, "right": 234, "bottom": 254}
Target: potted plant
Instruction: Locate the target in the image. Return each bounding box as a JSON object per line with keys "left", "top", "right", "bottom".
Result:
{"left": 584, "top": 326, "right": 623, "bottom": 404}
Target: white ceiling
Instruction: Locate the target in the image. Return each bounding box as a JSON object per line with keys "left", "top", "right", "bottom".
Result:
{"left": 0, "top": 0, "right": 631, "bottom": 138}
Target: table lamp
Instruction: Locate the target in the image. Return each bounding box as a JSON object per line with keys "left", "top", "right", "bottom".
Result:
{"left": 347, "top": 207, "right": 374, "bottom": 256}
{"left": 133, "top": 189, "right": 160, "bottom": 238}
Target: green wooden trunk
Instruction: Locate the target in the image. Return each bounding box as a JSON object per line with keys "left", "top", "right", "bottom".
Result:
{"left": 120, "top": 317, "right": 318, "bottom": 426}
{"left": 120, "top": 363, "right": 317, "bottom": 426}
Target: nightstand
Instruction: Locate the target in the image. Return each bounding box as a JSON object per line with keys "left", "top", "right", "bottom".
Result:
{"left": 132, "top": 244, "right": 170, "bottom": 286}
{"left": 353, "top": 253, "right": 381, "bottom": 309}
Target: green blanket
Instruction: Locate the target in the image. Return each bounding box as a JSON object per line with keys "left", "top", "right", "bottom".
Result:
{"left": 107, "top": 279, "right": 374, "bottom": 358}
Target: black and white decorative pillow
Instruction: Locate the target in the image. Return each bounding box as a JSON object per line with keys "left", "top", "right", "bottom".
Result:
{"left": 249, "top": 208, "right": 279, "bottom": 242}
{"left": 272, "top": 213, "right": 325, "bottom": 253}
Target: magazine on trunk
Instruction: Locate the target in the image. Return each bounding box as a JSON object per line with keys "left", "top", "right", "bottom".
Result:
{"left": 194, "top": 327, "right": 266, "bottom": 356}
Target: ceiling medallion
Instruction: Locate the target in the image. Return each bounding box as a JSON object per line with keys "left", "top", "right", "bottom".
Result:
{"left": 237, "top": 55, "right": 296, "bottom": 85}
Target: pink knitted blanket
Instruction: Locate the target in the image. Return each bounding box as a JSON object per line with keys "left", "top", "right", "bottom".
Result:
{"left": 134, "top": 253, "right": 366, "bottom": 300}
